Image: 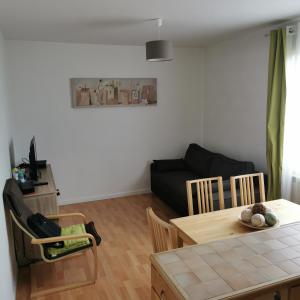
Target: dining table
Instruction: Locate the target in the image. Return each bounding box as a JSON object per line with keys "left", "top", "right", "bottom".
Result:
{"left": 151, "top": 199, "right": 300, "bottom": 300}
{"left": 170, "top": 199, "right": 300, "bottom": 246}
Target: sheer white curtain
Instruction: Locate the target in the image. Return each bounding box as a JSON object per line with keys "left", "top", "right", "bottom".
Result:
{"left": 282, "top": 23, "right": 300, "bottom": 203}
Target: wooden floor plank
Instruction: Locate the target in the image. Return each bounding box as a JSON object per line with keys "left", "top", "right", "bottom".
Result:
{"left": 16, "top": 193, "right": 177, "bottom": 300}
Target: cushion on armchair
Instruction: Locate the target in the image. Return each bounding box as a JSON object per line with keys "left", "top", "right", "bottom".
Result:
{"left": 47, "top": 224, "right": 90, "bottom": 257}
{"left": 46, "top": 222, "right": 102, "bottom": 258}
{"left": 27, "top": 213, "right": 64, "bottom": 248}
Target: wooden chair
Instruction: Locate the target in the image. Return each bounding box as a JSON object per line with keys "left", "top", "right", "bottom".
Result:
{"left": 230, "top": 173, "right": 266, "bottom": 207}
{"left": 186, "top": 177, "right": 225, "bottom": 216}
{"left": 3, "top": 179, "right": 100, "bottom": 298}
{"left": 146, "top": 207, "right": 179, "bottom": 253}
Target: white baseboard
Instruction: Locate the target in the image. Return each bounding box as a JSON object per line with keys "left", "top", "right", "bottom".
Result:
{"left": 59, "top": 188, "right": 152, "bottom": 205}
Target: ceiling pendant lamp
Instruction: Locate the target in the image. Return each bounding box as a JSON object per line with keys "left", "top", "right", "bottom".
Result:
{"left": 146, "top": 18, "right": 173, "bottom": 62}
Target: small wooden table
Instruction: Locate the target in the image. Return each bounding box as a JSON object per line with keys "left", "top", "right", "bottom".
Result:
{"left": 170, "top": 199, "right": 300, "bottom": 245}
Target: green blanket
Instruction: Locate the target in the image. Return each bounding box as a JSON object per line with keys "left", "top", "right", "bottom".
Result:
{"left": 47, "top": 223, "right": 90, "bottom": 257}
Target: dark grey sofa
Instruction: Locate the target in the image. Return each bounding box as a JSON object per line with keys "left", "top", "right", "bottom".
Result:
{"left": 151, "top": 143, "right": 256, "bottom": 216}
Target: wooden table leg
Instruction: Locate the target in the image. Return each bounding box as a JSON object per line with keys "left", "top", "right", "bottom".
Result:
{"left": 178, "top": 236, "right": 183, "bottom": 248}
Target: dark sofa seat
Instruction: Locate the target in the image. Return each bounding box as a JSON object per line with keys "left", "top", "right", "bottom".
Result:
{"left": 151, "top": 143, "right": 255, "bottom": 216}
{"left": 151, "top": 170, "right": 199, "bottom": 215}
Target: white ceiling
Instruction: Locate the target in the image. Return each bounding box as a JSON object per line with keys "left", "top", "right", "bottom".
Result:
{"left": 0, "top": 0, "right": 300, "bottom": 47}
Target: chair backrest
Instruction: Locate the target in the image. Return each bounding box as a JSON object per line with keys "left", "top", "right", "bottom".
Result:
{"left": 230, "top": 173, "right": 265, "bottom": 207}
{"left": 3, "top": 178, "right": 37, "bottom": 238}
{"left": 186, "top": 176, "right": 225, "bottom": 216}
{"left": 146, "top": 207, "right": 178, "bottom": 253}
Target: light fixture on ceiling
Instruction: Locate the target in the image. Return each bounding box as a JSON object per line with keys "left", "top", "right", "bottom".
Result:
{"left": 146, "top": 18, "right": 173, "bottom": 62}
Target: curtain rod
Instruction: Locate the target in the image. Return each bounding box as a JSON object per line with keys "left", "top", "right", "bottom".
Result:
{"left": 275, "top": 17, "right": 300, "bottom": 27}
{"left": 264, "top": 16, "right": 300, "bottom": 37}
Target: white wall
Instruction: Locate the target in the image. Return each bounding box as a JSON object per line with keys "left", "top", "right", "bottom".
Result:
{"left": 0, "top": 32, "right": 16, "bottom": 300}
{"left": 7, "top": 41, "right": 204, "bottom": 204}
{"left": 204, "top": 28, "right": 270, "bottom": 171}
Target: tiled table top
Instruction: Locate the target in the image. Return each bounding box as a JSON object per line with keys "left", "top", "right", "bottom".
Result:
{"left": 151, "top": 221, "right": 300, "bottom": 300}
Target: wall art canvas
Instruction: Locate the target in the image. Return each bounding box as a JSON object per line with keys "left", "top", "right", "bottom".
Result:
{"left": 71, "top": 78, "right": 157, "bottom": 108}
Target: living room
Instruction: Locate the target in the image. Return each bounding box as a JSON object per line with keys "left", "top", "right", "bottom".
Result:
{"left": 1, "top": 1, "right": 300, "bottom": 300}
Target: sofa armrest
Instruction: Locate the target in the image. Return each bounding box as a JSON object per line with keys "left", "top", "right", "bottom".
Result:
{"left": 152, "top": 159, "right": 186, "bottom": 172}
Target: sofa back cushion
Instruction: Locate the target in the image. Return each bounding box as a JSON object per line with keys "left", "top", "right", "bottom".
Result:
{"left": 184, "top": 144, "right": 215, "bottom": 177}
{"left": 209, "top": 155, "right": 255, "bottom": 180}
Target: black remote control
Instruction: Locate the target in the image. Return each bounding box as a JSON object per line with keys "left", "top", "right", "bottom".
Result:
{"left": 33, "top": 181, "right": 48, "bottom": 186}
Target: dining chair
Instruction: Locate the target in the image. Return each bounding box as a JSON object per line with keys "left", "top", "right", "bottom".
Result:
{"left": 146, "top": 207, "right": 179, "bottom": 253}
{"left": 230, "top": 172, "right": 266, "bottom": 207}
{"left": 186, "top": 176, "right": 225, "bottom": 216}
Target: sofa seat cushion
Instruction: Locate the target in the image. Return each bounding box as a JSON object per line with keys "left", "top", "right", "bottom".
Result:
{"left": 153, "top": 170, "right": 231, "bottom": 204}
{"left": 153, "top": 171, "right": 198, "bottom": 202}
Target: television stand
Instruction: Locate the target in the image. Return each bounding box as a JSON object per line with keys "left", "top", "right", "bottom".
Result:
{"left": 23, "top": 164, "right": 58, "bottom": 215}
{"left": 33, "top": 180, "right": 48, "bottom": 186}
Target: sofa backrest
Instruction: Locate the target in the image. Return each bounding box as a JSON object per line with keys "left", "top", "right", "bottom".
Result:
{"left": 184, "top": 144, "right": 215, "bottom": 177}
{"left": 208, "top": 154, "right": 255, "bottom": 179}
{"left": 184, "top": 143, "right": 255, "bottom": 179}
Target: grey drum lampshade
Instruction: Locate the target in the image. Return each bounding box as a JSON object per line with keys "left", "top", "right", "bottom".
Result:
{"left": 146, "top": 40, "right": 173, "bottom": 61}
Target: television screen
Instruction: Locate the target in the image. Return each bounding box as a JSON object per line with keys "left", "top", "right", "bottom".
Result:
{"left": 29, "top": 136, "right": 37, "bottom": 180}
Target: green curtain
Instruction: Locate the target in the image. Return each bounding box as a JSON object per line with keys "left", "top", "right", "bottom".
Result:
{"left": 266, "top": 28, "right": 286, "bottom": 200}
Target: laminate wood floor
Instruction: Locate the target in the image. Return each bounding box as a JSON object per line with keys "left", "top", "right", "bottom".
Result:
{"left": 16, "top": 193, "right": 177, "bottom": 300}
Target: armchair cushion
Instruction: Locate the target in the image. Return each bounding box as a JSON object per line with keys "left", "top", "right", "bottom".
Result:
{"left": 47, "top": 224, "right": 90, "bottom": 257}
{"left": 28, "top": 213, "right": 64, "bottom": 248}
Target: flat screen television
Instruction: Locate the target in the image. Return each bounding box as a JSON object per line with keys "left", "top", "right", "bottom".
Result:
{"left": 29, "top": 136, "right": 38, "bottom": 180}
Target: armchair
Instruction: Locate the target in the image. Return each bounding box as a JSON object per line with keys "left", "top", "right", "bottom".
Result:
{"left": 3, "top": 179, "right": 101, "bottom": 298}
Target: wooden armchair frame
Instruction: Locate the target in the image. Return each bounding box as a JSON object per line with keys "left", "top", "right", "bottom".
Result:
{"left": 10, "top": 210, "right": 98, "bottom": 298}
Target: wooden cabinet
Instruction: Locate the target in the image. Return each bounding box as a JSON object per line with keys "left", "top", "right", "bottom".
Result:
{"left": 151, "top": 288, "right": 161, "bottom": 300}
{"left": 289, "top": 285, "right": 300, "bottom": 300}
{"left": 14, "top": 164, "right": 59, "bottom": 266}
{"left": 151, "top": 265, "right": 181, "bottom": 300}
{"left": 151, "top": 264, "right": 300, "bottom": 300}
{"left": 23, "top": 164, "right": 59, "bottom": 215}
